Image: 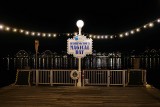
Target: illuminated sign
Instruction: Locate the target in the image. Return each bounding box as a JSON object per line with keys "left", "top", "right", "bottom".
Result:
{"left": 67, "top": 35, "right": 92, "bottom": 58}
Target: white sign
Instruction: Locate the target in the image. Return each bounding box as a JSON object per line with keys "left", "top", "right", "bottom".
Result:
{"left": 67, "top": 35, "right": 92, "bottom": 58}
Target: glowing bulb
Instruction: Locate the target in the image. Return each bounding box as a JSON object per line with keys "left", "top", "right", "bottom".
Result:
{"left": 20, "top": 29, "right": 24, "bottom": 33}
{"left": 76, "top": 20, "right": 84, "bottom": 28}
{"left": 93, "top": 35, "right": 96, "bottom": 38}
{"left": 97, "top": 36, "right": 100, "bottom": 39}
{"left": 101, "top": 36, "right": 104, "bottom": 39}
{"left": 37, "top": 32, "right": 41, "bottom": 36}
{"left": 53, "top": 34, "right": 56, "bottom": 37}
{"left": 110, "top": 35, "right": 113, "bottom": 39}
{"left": 67, "top": 33, "right": 70, "bottom": 36}
{"left": 136, "top": 28, "right": 140, "bottom": 32}
{"left": 6, "top": 27, "right": 10, "bottom": 31}
{"left": 0, "top": 25, "right": 4, "bottom": 29}
{"left": 31, "top": 32, "right": 35, "bottom": 36}
{"left": 125, "top": 32, "right": 129, "bottom": 36}
{"left": 157, "top": 19, "right": 160, "bottom": 23}
{"left": 143, "top": 25, "right": 147, "bottom": 28}
{"left": 74, "top": 32, "right": 78, "bottom": 35}
{"left": 105, "top": 35, "right": 108, "bottom": 39}
{"left": 149, "top": 23, "right": 154, "bottom": 27}
{"left": 13, "top": 28, "right": 17, "bottom": 32}
{"left": 89, "top": 35, "right": 92, "bottom": 38}
{"left": 130, "top": 30, "right": 134, "bottom": 34}
{"left": 119, "top": 34, "right": 123, "bottom": 38}
{"left": 25, "top": 31, "right": 29, "bottom": 35}
{"left": 42, "top": 33, "right": 46, "bottom": 37}
{"left": 48, "top": 33, "right": 51, "bottom": 37}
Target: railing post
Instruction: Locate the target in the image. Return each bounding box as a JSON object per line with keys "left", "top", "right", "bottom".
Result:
{"left": 82, "top": 70, "right": 84, "bottom": 87}
{"left": 50, "top": 70, "right": 53, "bottom": 86}
{"left": 36, "top": 69, "right": 39, "bottom": 86}
{"left": 143, "top": 69, "right": 147, "bottom": 86}
{"left": 122, "top": 70, "right": 126, "bottom": 87}
{"left": 107, "top": 70, "right": 110, "bottom": 87}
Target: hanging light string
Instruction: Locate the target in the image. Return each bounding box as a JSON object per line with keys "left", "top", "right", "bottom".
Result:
{"left": 0, "top": 18, "right": 159, "bottom": 39}
{"left": 88, "top": 18, "right": 160, "bottom": 39}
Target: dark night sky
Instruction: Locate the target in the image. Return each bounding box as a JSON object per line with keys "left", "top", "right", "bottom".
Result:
{"left": 0, "top": 0, "right": 160, "bottom": 55}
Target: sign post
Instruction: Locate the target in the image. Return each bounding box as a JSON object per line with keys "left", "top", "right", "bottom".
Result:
{"left": 35, "top": 40, "right": 39, "bottom": 86}
{"left": 67, "top": 20, "right": 93, "bottom": 87}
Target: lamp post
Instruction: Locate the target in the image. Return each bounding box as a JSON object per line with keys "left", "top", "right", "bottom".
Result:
{"left": 68, "top": 20, "right": 92, "bottom": 87}
{"left": 76, "top": 20, "right": 84, "bottom": 87}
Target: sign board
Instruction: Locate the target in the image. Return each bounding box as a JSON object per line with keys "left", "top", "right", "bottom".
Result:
{"left": 67, "top": 35, "right": 92, "bottom": 58}
{"left": 70, "top": 70, "right": 79, "bottom": 80}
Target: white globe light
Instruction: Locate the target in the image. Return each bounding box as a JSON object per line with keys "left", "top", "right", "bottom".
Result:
{"left": 76, "top": 20, "right": 84, "bottom": 28}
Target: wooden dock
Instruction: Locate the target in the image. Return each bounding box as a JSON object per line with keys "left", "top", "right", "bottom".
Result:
{"left": 0, "top": 85, "right": 160, "bottom": 107}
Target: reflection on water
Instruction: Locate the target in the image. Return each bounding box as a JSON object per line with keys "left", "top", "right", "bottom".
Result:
{"left": 1, "top": 49, "right": 160, "bottom": 70}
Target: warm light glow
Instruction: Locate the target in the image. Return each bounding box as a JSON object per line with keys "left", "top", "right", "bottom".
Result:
{"left": 130, "top": 30, "right": 134, "bottom": 34}
{"left": 110, "top": 35, "right": 113, "bottom": 39}
{"left": 89, "top": 35, "right": 92, "bottom": 38}
{"left": 101, "top": 36, "right": 104, "bottom": 39}
{"left": 0, "top": 25, "right": 4, "bottom": 29}
{"left": 67, "top": 33, "right": 70, "bottom": 36}
{"left": 97, "top": 36, "right": 100, "bottom": 39}
{"left": 125, "top": 32, "right": 129, "bottom": 36}
{"left": 42, "top": 33, "right": 46, "bottom": 37}
{"left": 48, "top": 33, "right": 51, "bottom": 37}
{"left": 149, "top": 23, "right": 154, "bottom": 27}
{"left": 143, "top": 25, "right": 147, "bottom": 28}
{"left": 105, "top": 35, "right": 108, "bottom": 39}
{"left": 31, "top": 32, "right": 35, "bottom": 36}
{"left": 76, "top": 20, "right": 84, "bottom": 28}
{"left": 136, "top": 28, "right": 140, "bottom": 32}
{"left": 13, "top": 28, "right": 17, "bottom": 32}
{"left": 53, "top": 34, "right": 56, "bottom": 37}
{"left": 119, "top": 34, "right": 123, "bottom": 38}
{"left": 146, "top": 84, "right": 151, "bottom": 88}
{"left": 37, "top": 32, "right": 41, "bottom": 36}
{"left": 93, "top": 35, "right": 96, "bottom": 38}
{"left": 25, "top": 31, "right": 29, "bottom": 35}
{"left": 157, "top": 19, "right": 160, "bottom": 23}
{"left": 74, "top": 32, "right": 78, "bottom": 35}
{"left": 20, "top": 29, "right": 24, "bottom": 33}
{"left": 6, "top": 27, "right": 10, "bottom": 31}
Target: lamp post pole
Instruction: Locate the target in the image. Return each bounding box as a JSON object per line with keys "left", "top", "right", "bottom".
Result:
{"left": 76, "top": 20, "right": 84, "bottom": 87}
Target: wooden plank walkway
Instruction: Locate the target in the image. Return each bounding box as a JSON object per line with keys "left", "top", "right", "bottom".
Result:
{"left": 0, "top": 86, "right": 160, "bottom": 107}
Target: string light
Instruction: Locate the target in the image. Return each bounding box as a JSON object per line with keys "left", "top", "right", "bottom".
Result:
{"left": 136, "top": 28, "right": 140, "bottom": 32}
{"left": 105, "top": 35, "right": 108, "bottom": 39}
{"left": 13, "top": 28, "right": 17, "bottom": 32}
{"left": 0, "top": 17, "right": 159, "bottom": 39}
{"left": 130, "top": 30, "right": 134, "bottom": 34}
{"left": 0, "top": 25, "right": 4, "bottom": 29}
{"left": 5, "top": 27, "right": 10, "bottom": 31}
